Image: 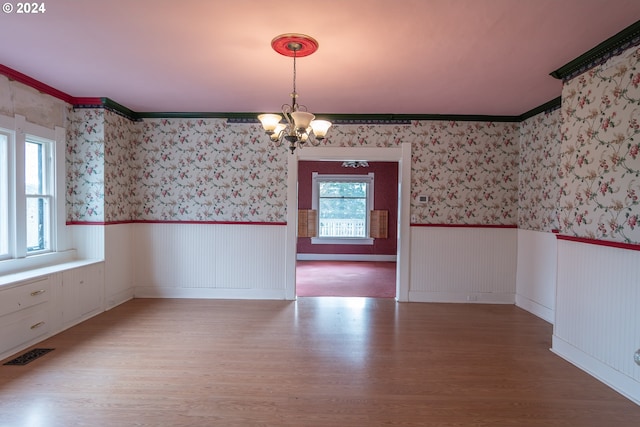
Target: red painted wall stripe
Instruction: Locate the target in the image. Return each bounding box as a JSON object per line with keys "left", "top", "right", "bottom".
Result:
{"left": 556, "top": 234, "right": 640, "bottom": 252}
{"left": 68, "top": 221, "right": 516, "bottom": 228}
{"left": 66, "top": 220, "right": 287, "bottom": 226}
{"left": 410, "top": 223, "right": 517, "bottom": 228}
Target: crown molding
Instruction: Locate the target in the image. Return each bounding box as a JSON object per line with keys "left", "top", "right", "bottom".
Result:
{"left": 550, "top": 20, "right": 640, "bottom": 81}
{"left": 0, "top": 64, "right": 74, "bottom": 103}
{"left": 227, "top": 113, "right": 522, "bottom": 125}
{"left": 73, "top": 97, "right": 140, "bottom": 121}
{"left": 518, "top": 97, "right": 561, "bottom": 121}
{"left": 139, "top": 112, "right": 524, "bottom": 123}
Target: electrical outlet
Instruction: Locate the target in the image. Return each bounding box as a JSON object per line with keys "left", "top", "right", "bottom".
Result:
{"left": 634, "top": 349, "right": 640, "bottom": 366}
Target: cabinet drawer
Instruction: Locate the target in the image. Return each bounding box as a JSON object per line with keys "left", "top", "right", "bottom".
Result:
{"left": 0, "top": 308, "right": 50, "bottom": 354}
{"left": 0, "top": 278, "right": 50, "bottom": 318}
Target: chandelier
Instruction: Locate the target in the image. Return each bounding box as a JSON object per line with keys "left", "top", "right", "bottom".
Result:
{"left": 342, "top": 161, "right": 369, "bottom": 168}
{"left": 258, "top": 34, "right": 332, "bottom": 154}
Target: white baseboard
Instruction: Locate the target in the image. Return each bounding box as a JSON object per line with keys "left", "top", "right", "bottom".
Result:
{"left": 134, "top": 286, "right": 288, "bottom": 300}
{"left": 296, "top": 254, "right": 396, "bottom": 262}
{"left": 515, "top": 294, "right": 554, "bottom": 324}
{"left": 105, "top": 288, "right": 134, "bottom": 310}
{"left": 552, "top": 335, "right": 640, "bottom": 406}
{"left": 408, "top": 291, "right": 515, "bottom": 304}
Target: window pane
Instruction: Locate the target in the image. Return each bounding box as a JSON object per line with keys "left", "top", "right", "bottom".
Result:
{"left": 319, "top": 198, "right": 367, "bottom": 219}
{"left": 26, "top": 197, "right": 48, "bottom": 252}
{"left": 0, "top": 133, "right": 8, "bottom": 256}
{"left": 318, "top": 181, "right": 368, "bottom": 238}
{"left": 319, "top": 182, "right": 366, "bottom": 198}
{"left": 25, "top": 140, "right": 43, "bottom": 194}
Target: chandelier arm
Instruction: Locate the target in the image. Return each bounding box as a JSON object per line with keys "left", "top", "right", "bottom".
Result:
{"left": 308, "top": 134, "right": 322, "bottom": 147}
{"left": 281, "top": 104, "right": 294, "bottom": 128}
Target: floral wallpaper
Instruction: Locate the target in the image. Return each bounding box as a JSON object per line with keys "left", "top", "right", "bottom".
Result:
{"left": 408, "top": 121, "right": 520, "bottom": 224}
{"left": 133, "top": 119, "right": 288, "bottom": 222}
{"left": 66, "top": 117, "right": 521, "bottom": 225}
{"left": 318, "top": 121, "right": 519, "bottom": 225}
{"left": 104, "top": 111, "right": 137, "bottom": 222}
{"left": 559, "top": 46, "right": 640, "bottom": 244}
{"left": 519, "top": 109, "right": 562, "bottom": 232}
{"left": 66, "top": 107, "right": 105, "bottom": 222}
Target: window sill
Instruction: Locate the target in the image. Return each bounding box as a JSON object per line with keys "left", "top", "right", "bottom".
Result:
{"left": 0, "top": 250, "right": 81, "bottom": 278}
{"left": 311, "top": 237, "right": 374, "bottom": 245}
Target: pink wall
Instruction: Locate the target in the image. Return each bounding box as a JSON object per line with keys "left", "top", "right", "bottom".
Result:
{"left": 297, "top": 161, "right": 398, "bottom": 255}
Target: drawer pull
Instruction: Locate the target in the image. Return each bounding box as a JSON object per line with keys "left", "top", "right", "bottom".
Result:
{"left": 30, "top": 321, "right": 45, "bottom": 330}
{"left": 30, "top": 289, "right": 46, "bottom": 296}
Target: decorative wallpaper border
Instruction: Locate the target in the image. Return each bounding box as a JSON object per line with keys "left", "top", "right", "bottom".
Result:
{"left": 74, "top": 98, "right": 141, "bottom": 122}
{"left": 227, "top": 114, "right": 522, "bottom": 125}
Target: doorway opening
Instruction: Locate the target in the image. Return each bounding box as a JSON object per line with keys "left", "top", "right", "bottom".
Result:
{"left": 295, "top": 159, "right": 398, "bottom": 298}
{"left": 284, "top": 144, "right": 411, "bottom": 301}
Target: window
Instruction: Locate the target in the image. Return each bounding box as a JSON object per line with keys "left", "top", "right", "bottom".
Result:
{"left": 0, "top": 114, "right": 66, "bottom": 269}
{"left": 311, "top": 173, "right": 374, "bottom": 245}
{"left": 0, "top": 131, "right": 9, "bottom": 259}
{"left": 25, "top": 138, "right": 53, "bottom": 253}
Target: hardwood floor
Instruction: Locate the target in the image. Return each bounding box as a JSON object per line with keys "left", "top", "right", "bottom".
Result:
{"left": 1, "top": 298, "right": 639, "bottom": 426}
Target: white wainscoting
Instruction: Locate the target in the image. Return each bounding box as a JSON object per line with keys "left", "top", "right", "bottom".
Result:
{"left": 68, "top": 224, "right": 105, "bottom": 260}
{"left": 105, "top": 224, "right": 135, "bottom": 309}
{"left": 133, "top": 223, "right": 288, "bottom": 300}
{"left": 552, "top": 239, "right": 640, "bottom": 405}
{"left": 409, "top": 227, "right": 517, "bottom": 303}
{"left": 515, "top": 229, "right": 556, "bottom": 323}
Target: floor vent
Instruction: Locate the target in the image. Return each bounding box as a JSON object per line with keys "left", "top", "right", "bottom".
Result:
{"left": 3, "top": 348, "right": 54, "bottom": 366}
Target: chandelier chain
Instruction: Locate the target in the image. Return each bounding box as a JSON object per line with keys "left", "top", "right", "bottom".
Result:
{"left": 292, "top": 49, "right": 298, "bottom": 108}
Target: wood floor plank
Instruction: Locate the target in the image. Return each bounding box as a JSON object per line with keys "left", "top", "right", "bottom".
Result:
{"left": 1, "top": 298, "right": 639, "bottom": 426}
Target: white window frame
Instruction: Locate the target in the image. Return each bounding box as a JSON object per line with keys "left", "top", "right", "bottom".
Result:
{"left": 0, "top": 114, "right": 69, "bottom": 274}
{"left": 25, "top": 135, "right": 54, "bottom": 254}
{"left": 0, "top": 129, "right": 11, "bottom": 260}
{"left": 311, "top": 172, "right": 374, "bottom": 245}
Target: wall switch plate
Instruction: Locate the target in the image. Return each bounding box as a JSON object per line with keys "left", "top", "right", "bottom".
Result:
{"left": 417, "top": 195, "right": 429, "bottom": 204}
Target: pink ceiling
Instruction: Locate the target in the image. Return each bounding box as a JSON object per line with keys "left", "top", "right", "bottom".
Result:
{"left": 1, "top": 0, "right": 640, "bottom": 116}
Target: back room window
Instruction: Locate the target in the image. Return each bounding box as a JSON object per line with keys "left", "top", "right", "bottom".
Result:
{"left": 312, "top": 172, "right": 374, "bottom": 244}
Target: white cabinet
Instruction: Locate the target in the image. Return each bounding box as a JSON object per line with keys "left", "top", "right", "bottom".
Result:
{"left": 0, "top": 277, "right": 51, "bottom": 357}
{"left": 0, "top": 261, "right": 105, "bottom": 361}
{"left": 0, "top": 277, "right": 50, "bottom": 317}
{"left": 62, "top": 263, "right": 104, "bottom": 328}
